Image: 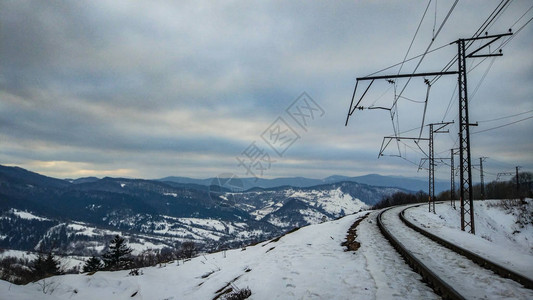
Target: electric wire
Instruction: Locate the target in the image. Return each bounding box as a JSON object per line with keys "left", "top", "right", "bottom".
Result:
{"left": 437, "top": 0, "right": 526, "bottom": 127}
{"left": 469, "top": 56, "right": 497, "bottom": 102}
{"left": 484, "top": 0, "right": 514, "bottom": 34}
{"left": 350, "top": 1, "right": 530, "bottom": 176}
{"left": 496, "top": 15, "right": 533, "bottom": 48}
{"left": 364, "top": 43, "right": 451, "bottom": 78}
{"left": 441, "top": 83, "right": 458, "bottom": 122}
{"left": 375, "top": 1, "right": 460, "bottom": 164}
{"left": 369, "top": 85, "right": 394, "bottom": 107}
{"left": 390, "top": 0, "right": 458, "bottom": 156}
{"left": 467, "top": 13, "right": 532, "bottom": 75}
{"left": 399, "top": 139, "right": 427, "bottom": 156}
{"left": 393, "top": 0, "right": 459, "bottom": 109}
{"left": 398, "top": 0, "right": 433, "bottom": 75}
{"left": 477, "top": 109, "right": 533, "bottom": 123}
{"left": 398, "top": 95, "right": 426, "bottom": 103}
{"left": 509, "top": 4, "right": 533, "bottom": 29}
{"left": 418, "top": 84, "right": 431, "bottom": 140}
{"left": 430, "top": 0, "right": 511, "bottom": 86}
{"left": 433, "top": 0, "right": 438, "bottom": 39}
{"left": 472, "top": 115, "right": 533, "bottom": 134}
{"left": 445, "top": 15, "right": 529, "bottom": 122}
{"left": 445, "top": 54, "right": 497, "bottom": 125}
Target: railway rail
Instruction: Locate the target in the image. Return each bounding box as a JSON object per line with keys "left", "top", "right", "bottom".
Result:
{"left": 377, "top": 204, "right": 533, "bottom": 300}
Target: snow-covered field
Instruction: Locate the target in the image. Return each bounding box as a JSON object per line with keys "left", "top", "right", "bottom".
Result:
{"left": 284, "top": 187, "right": 369, "bottom": 216}
{"left": 0, "top": 211, "right": 438, "bottom": 299}
{"left": 405, "top": 199, "right": 533, "bottom": 279}
{"left": 2, "top": 199, "right": 531, "bottom": 299}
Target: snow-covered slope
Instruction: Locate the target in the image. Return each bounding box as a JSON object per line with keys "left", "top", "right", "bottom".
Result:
{"left": 227, "top": 182, "right": 393, "bottom": 230}
{"left": 405, "top": 199, "right": 533, "bottom": 278}
{"left": 5, "top": 199, "right": 530, "bottom": 299}
{"left": 0, "top": 211, "right": 439, "bottom": 300}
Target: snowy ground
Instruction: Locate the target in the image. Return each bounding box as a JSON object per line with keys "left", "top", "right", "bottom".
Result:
{"left": 405, "top": 199, "right": 533, "bottom": 279}
{"left": 2, "top": 200, "right": 530, "bottom": 299}
{"left": 382, "top": 204, "right": 533, "bottom": 300}
{"left": 0, "top": 211, "right": 438, "bottom": 300}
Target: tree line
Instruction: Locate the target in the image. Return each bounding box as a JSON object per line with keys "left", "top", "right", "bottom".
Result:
{"left": 0, "top": 234, "right": 199, "bottom": 284}
{"left": 437, "top": 172, "right": 532, "bottom": 201}
{"left": 373, "top": 172, "right": 532, "bottom": 210}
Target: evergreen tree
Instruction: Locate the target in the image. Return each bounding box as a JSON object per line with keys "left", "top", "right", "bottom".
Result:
{"left": 31, "top": 252, "right": 61, "bottom": 280}
{"left": 102, "top": 235, "right": 133, "bottom": 270}
{"left": 83, "top": 256, "right": 103, "bottom": 273}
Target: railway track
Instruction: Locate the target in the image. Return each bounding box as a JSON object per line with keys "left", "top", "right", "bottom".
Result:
{"left": 377, "top": 205, "right": 533, "bottom": 300}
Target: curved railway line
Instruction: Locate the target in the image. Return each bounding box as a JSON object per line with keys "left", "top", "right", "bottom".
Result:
{"left": 377, "top": 204, "right": 533, "bottom": 300}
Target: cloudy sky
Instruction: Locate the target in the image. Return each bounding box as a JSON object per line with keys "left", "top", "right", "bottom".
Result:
{"left": 1, "top": 0, "right": 532, "bottom": 182}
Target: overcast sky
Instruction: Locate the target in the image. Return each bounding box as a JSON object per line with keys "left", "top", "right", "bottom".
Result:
{"left": 1, "top": 0, "right": 532, "bottom": 182}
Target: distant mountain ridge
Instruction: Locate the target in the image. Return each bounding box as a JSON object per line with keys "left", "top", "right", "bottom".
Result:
{"left": 158, "top": 173, "right": 448, "bottom": 194}
{"left": 0, "top": 164, "right": 417, "bottom": 257}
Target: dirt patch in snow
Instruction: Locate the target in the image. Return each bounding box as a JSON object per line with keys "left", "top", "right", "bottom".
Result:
{"left": 342, "top": 213, "right": 369, "bottom": 252}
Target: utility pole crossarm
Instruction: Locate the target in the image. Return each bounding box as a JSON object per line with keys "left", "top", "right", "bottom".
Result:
{"left": 459, "top": 32, "right": 512, "bottom": 42}
{"left": 460, "top": 32, "right": 513, "bottom": 58}
{"left": 346, "top": 71, "right": 458, "bottom": 126}
{"left": 378, "top": 136, "right": 429, "bottom": 158}
{"left": 382, "top": 136, "right": 430, "bottom": 140}
{"left": 497, "top": 171, "right": 514, "bottom": 181}
{"left": 356, "top": 71, "right": 458, "bottom": 81}
{"left": 430, "top": 121, "right": 454, "bottom": 133}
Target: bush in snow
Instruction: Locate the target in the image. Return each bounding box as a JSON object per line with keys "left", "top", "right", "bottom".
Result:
{"left": 0, "top": 256, "right": 34, "bottom": 284}
{"left": 128, "top": 268, "right": 142, "bottom": 276}
{"left": 223, "top": 286, "right": 252, "bottom": 300}
{"left": 373, "top": 191, "right": 427, "bottom": 209}
{"left": 177, "top": 241, "right": 197, "bottom": 259}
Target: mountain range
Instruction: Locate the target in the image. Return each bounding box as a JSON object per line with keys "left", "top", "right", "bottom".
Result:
{"left": 158, "top": 173, "right": 449, "bottom": 193}
{"left": 0, "top": 164, "right": 428, "bottom": 256}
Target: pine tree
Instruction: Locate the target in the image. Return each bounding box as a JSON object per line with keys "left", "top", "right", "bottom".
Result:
{"left": 83, "top": 256, "right": 103, "bottom": 273}
{"left": 31, "top": 252, "right": 61, "bottom": 280}
{"left": 102, "top": 235, "right": 133, "bottom": 270}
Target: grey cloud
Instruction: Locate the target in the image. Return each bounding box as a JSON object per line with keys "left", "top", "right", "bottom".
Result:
{"left": 0, "top": 1, "right": 531, "bottom": 179}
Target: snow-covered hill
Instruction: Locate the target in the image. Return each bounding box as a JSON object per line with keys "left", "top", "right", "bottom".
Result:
{"left": 1, "top": 211, "right": 439, "bottom": 299}
{"left": 405, "top": 199, "right": 533, "bottom": 278}
{"left": 1, "top": 165, "right": 403, "bottom": 255}
{"left": 2, "top": 199, "right": 532, "bottom": 299}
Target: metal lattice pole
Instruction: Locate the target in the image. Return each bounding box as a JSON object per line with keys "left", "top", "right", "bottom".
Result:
{"left": 450, "top": 148, "right": 457, "bottom": 209}
{"left": 456, "top": 32, "right": 511, "bottom": 234}
{"left": 429, "top": 124, "right": 434, "bottom": 213}
{"left": 345, "top": 33, "right": 511, "bottom": 235}
{"left": 479, "top": 157, "right": 487, "bottom": 200}
{"left": 427, "top": 122, "right": 452, "bottom": 214}
{"left": 457, "top": 39, "right": 475, "bottom": 234}
{"left": 516, "top": 166, "right": 521, "bottom": 197}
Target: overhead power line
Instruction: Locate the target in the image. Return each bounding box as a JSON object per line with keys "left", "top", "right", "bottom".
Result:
{"left": 472, "top": 115, "right": 533, "bottom": 134}
{"left": 477, "top": 109, "right": 533, "bottom": 123}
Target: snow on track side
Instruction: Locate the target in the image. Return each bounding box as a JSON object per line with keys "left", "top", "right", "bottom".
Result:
{"left": 404, "top": 201, "right": 533, "bottom": 280}
{"left": 359, "top": 211, "right": 439, "bottom": 300}
{"left": 381, "top": 205, "right": 533, "bottom": 300}
{"left": 401, "top": 204, "right": 533, "bottom": 289}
